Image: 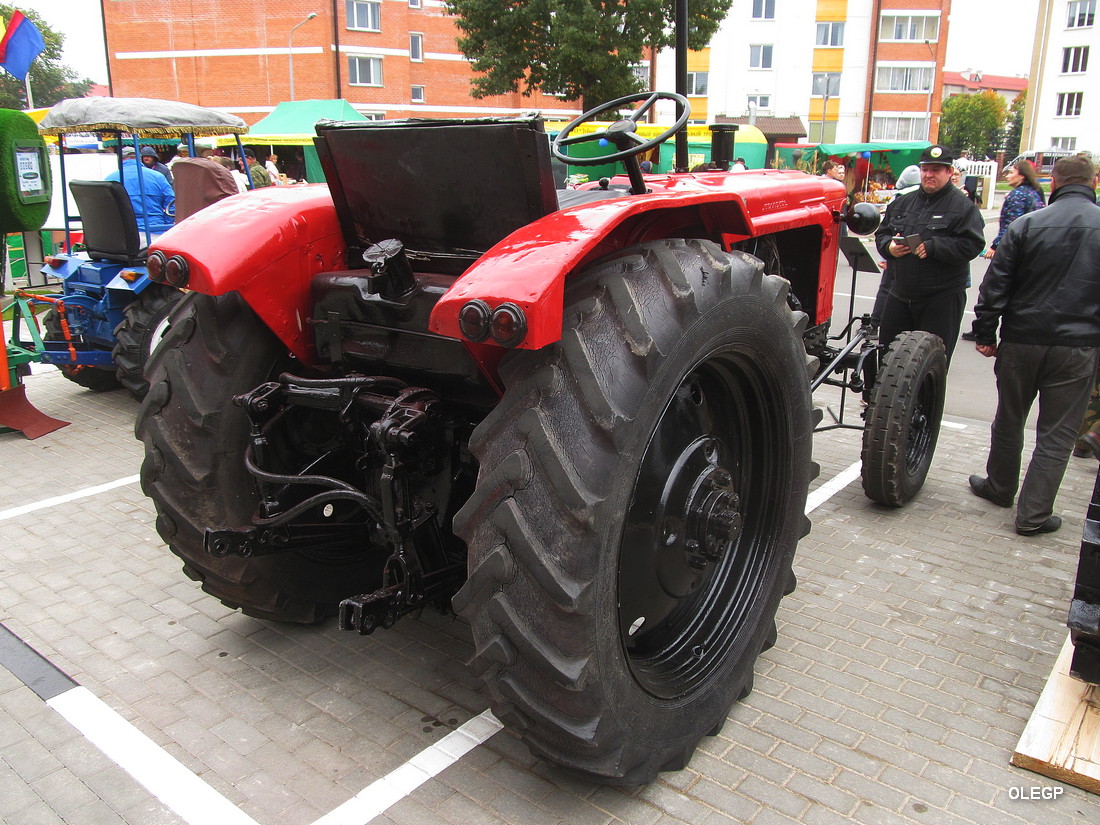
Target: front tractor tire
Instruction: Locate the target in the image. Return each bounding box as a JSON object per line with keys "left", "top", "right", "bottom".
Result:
{"left": 861, "top": 330, "right": 947, "bottom": 507}
{"left": 113, "top": 284, "right": 185, "bottom": 399}
{"left": 136, "top": 292, "right": 378, "bottom": 623}
{"left": 453, "top": 239, "right": 817, "bottom": 784}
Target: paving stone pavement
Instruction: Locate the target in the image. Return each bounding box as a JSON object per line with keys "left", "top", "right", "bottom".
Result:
{"left": 1, "top": 365, "right": 1099, "bottom": 825}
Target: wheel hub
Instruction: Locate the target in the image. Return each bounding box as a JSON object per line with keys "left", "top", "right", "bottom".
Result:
{"left": 658, "top": 437, "right": 743, "bottom": 596}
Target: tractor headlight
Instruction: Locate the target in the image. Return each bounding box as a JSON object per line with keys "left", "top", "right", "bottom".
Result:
{"left": 458, "top": 299, "right": 491, "bottom": 343}
{"left": 147, "top": 250, "right": 167, "bottom": 282}
{"left": 489, "top": 303, "right": 527, "bottom": 348}
{"left": 163, "top": 255, "right": 190, "bottom": 288}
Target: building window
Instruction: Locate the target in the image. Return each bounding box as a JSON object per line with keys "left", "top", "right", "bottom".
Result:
{"left": 1068, "top": 0, "right": 1095, "bottom": 27}
{"left": 752, "top": 0, "right": 775, "bottom": 20}
{"left": 410, "top": 33, "right": 423, "bottom": 62}
{"left": 1052, "top": 137, "right": 1077, "bottom": 150}
{"left": 408, "top": 0, "right": 421, "bottom": 7}
{"left": 346, "top": 0, "right": 381, "bottom": 31}
{"left": 879, "top": 14, "right": 940, "bottom": 42}
{"left": 1062, "top": 45, "right": 1089, "bottom": 72}
{"left": 1056, "top": 91, "right": 1083, "bottom": 116}
{"left": 411, "top": 85, "right": 425, "bottom": 103}
{"left": 812, "top": 72, "right": 841, "bottom": 96}
{"left": 362, "top": 112, "right": 386, "bottom": 121}
{"left": 631, "top": 63, "right": 650, "bottom": 88}
{"left": 875, "top": 66, "right": 933, "bottom": 93}
{"left": 348, "top": 55, "right": 382, "bottom": 86}
{"left": 808, "top": 121, "right": 838, "bottom": 143}
{"left": 750, "top": 45, "right": 773, "bottom": 69}
{"left": 686, "top": 72, "right": 709, "bottom": 95}
{"left": 871, "top": 115, "right": 929, "bottom": 141}
{"left": 747, "top": 94, "right": 770, "bottom": 110}
{"left": 816, "top": 22, "right": 844, "bottom": 47}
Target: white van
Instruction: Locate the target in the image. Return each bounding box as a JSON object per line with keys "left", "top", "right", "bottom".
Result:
{"left": 1007, "top": 150, "right": 1085, "bottom": 178}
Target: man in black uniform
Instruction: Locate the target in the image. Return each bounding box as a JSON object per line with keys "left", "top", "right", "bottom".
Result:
{"left": 874, "top": 144, "right": 985, "bottom": 363}
{"left": 968, "top": 155, "right": 1100, "bottom": 535}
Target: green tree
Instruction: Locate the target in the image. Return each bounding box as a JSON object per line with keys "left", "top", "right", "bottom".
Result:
{"left": 0, "top": 4, "right": 92, "bottom": 110}
{"left": 446, "top": 0, "right": 732, "bottom": 110}
{"left": 1003, "top": 89, "right": 1026, "bottom": 158}
{"left": 938, "top": 89, "right": 1008, "bottom": 159}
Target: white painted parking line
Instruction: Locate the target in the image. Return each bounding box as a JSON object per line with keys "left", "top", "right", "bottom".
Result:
{"left": 834, "top": 291, "right": 977, "bottom": 317}
{"left": 48, "top": 686, "right": 262, "bottom": 825}
{"left": 311, "top": 709, "right": 504, "bottom": 825}
{"left": 4, "top": 456, "right": 867, "bottom": 825}
{"left": 806, "top": 461, "right": 863, "bottom": 513}
{"left": 0, "top": 474, "right": 141, "bottom": 522}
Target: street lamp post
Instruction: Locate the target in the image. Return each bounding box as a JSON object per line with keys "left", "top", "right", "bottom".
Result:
{"left": 289, "top": 12, "right": 319, "bottom": 101}
{"left": 924, "top": 39, "right": 936, "bottom": 141}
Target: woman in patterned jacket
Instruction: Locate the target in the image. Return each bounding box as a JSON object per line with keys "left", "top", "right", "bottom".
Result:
{"left": 983, "top": 159, "right": 1046, "bottom": 259}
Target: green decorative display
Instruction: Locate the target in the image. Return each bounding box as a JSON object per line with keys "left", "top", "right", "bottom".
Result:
{"left": 0, "top": 108, "right": 52, "bottom": 232}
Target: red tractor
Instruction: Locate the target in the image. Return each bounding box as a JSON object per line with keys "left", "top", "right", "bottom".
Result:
{"left": 136, "top": 94, "right": 940, "bottom": 783}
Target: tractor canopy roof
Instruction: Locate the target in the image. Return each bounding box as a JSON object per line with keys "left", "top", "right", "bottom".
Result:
{"left": 38, "top": 97, "right": 248, "bottom": 138}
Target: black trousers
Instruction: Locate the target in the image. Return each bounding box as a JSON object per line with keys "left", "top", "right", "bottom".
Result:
{"left": 984, "top": 342, "right": 1099, "bottom": 529}
{"left": 878, "top": 288, "right": 967, "bottom": 364}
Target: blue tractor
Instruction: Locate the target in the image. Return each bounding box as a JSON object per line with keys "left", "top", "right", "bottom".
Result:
{"left": 26, "top": 97, "right": 251, "bottom": 397}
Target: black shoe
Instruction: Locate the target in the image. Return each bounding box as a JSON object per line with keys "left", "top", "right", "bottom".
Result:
{"left": 1016, "top": 516, "right": 1062, "bottom": 536}
{"left": 961, "top": 331, "right": 977, "bottom": 341}
{"left": 1083, "top": 431, "right": 1100, "bottom": 460}
{"left": 968, "top": 475, "right": 1013, "bottom": 508}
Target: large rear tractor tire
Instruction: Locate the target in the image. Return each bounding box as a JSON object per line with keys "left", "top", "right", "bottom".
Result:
{"left": 452, "top": 239, "right": 816, "bottom": 784}
{"left": 43, "top": 310, "right": 121, "bottom": 392}
{"left": 861, "top": 330, "right": 947, "bottom": 507}
{"left": 113, "top": 284, "right": 185, "bottom": 399}
{"left": 136, "top": 292, "right": 379, "bottom": 623}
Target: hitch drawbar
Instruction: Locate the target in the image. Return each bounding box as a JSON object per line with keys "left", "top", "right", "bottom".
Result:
{"left": 203, "top": 370, "right": 467, "bottom": 631}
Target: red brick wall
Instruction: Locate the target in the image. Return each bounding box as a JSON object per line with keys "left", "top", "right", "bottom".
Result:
{"left": 103, "top": 0, "right": 582, "bottom": 123}
{"left": 865, "top": 0, "right": 951, "bottom": 141}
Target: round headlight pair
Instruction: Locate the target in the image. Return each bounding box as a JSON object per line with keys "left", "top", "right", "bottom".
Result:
{"left": 147, "top": 251, "right": 190, "bottom": 288}
{"left": 459, "top": 300, "right": 527, "bottom": 348}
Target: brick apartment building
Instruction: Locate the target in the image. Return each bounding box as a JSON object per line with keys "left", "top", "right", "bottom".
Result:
{"left": 655, "top": 0, "right": 953, "bottom": 145}
{"left": 101, "top": 0, "right": 583, "bottom": 125}
{"left": 864, "top": 0, "right": 951, "bottom": 142}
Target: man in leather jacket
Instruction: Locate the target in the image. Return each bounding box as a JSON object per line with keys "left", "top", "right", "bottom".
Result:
{"left": 874, "top": 144, "right": 985, "bottom": 363}
{"left": 968, "top": 155, "right": 1100, "bottom": 535}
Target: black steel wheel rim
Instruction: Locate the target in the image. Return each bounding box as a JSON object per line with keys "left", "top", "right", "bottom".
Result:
{"left": 904, "top": 371, "right": 936, "bottom": 473}
{"left": 619, "top": 347, "right": 788, "bottom": 700}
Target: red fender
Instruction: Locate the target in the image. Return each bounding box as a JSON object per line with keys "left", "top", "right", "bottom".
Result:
{"left": 150, "top": 184, "right": 346, "bottom": 363}
{"left": 429, "top": 170, "right": 845, "bottom": 351}
{"left": 152, "top": 173, "right": 844, "bottom": 367}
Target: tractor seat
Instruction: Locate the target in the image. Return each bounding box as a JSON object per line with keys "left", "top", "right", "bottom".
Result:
{"left": 68, "top": 180, "right": 148, "bottom": 265}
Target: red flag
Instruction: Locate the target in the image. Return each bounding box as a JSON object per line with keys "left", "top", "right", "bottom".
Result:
{"left": 0, "top": 10, "right": 46, "bottom": 81}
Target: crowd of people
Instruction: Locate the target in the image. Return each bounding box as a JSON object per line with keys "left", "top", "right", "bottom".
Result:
{"left": 109, "top": 142, "right": 302, "bottom": 237}
{"left": 866, "top": 145, "right": 1100, "bottom": 536}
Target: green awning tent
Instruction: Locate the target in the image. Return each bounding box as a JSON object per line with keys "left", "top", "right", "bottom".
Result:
{"left": 544, "top": 122, "right": 770, "bottom": 181}
{"left": 774, "top": 141, "right": 931, "bottom": 178}
{"left": 219, "top": 99, "right": 368, "bottom": 182}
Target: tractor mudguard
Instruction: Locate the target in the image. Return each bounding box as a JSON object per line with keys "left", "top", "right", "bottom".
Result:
{"left": 105, "top": 270, "right": 150, "bottom": 294}
{"left": 429, "top": 172, "right": 844, "bottom": 351}
{"left": 148, "top": 185, "right": 346, "bottom": 362}
{"left": 39, "top": 254, "right": 83, "bottom": 281}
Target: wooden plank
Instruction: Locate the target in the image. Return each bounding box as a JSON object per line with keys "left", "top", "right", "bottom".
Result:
{"left": 1013, "top": 634, "right": 1100, "bottom": 795}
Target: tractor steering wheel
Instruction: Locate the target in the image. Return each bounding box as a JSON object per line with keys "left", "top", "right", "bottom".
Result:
{"left": 552, "top": 92, "right": 691, "bottom": 166}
